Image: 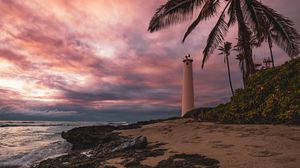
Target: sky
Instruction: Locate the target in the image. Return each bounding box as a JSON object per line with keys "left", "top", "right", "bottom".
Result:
{"left": 0, "top": 0, "right": 299, "bottom": 122}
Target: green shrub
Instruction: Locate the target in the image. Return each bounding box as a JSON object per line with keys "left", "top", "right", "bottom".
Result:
{"left": 195, "top": 58, "right": 300, "bottom": 124}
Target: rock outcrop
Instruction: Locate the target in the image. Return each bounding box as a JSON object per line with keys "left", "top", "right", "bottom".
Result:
{"left": 111, "top": 136, "right": 148, "bottom": 152}
{"left": 61, "top": 125, "right": 120, "bottom": 150}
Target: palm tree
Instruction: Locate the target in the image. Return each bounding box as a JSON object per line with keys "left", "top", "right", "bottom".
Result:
{"left": 234, "top": 34, "right": 260, "bottom": 82}
{"left": 218, "top": 42, "right": 234, "bottom": 96}
{"left": 236, "top": 53, "right": 246, "bottom": 85}
{"left": 148, "top": 0, "right": 300, "bottom": 80}
{"left": 267, "top": 33, "right": 275, "bottom": 68}
{"left": 259, "top": 25, "right": 277, "bottom": 68}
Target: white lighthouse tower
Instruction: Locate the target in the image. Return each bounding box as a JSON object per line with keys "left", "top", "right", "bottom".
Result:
{"left": 181, "top": 54, "right": 194, "bottom": 116}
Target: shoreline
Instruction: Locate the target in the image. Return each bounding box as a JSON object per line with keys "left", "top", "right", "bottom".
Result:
{"left": 32, "top": 117, "right": 300, "bottom": 168}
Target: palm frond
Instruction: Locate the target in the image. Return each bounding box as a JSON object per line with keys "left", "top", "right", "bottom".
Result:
{"left": 258, "top": 1, "right": 300, "bottom": 57}
{"left": 148, "top": 0, "right": 206, "bottom": 32}
{"left": 218, "top": 46, "right": 225, "bottom": 52}
{"left": 182, "top": 0, "right": 220, "bottom": 42}
{"left": 249, "top": 35, "right": 261, "bottom": 48}
{"left": 227, "top": 0, "right": 237, "bottom": 27}
{"left": 235, "top": 32, "right": 250, "bottom": 57}
{"left": 202, "top": 12, "right": 228, "bottom": 68}
{"left": 243, "top": 0, "right": 265, "bottom": 37}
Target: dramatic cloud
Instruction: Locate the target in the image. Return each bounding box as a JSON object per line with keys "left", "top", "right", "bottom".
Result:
{"left": 0, "top": 0, "right": 299, "bottom": 122}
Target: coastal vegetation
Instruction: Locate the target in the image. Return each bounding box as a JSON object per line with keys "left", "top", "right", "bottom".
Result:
{"left": 186, "top": 58, "right": 300, "bottom": 124}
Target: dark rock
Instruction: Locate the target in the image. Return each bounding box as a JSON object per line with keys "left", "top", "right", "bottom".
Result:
{"left": 61, "top": 125, "right": 121, "bottom": 150}
{"left": 155, "top": 153, "right": 220, "bottom": 168}
{"left": 104, "top": 166, "right": 117, "bottom": 168}
{"left": 112, "top": 136, "right": 148, "bottom": 152}
{"left": 32, "top": 136, "right": 167, "bottom": 168}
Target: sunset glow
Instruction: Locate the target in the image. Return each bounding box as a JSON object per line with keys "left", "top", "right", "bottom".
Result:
{"left": 0, "top": 0, "right": 299, "bottom": 121}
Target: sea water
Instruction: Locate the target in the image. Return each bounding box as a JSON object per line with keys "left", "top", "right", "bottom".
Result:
{"left": 0, "top": 120, "right": 127, "bottom": 168}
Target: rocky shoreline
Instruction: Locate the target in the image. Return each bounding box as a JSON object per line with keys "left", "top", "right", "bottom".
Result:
{"left": 31, "top": 117, "right": 300, "bottom": 168}
{"left": 32, "top": 118, "right": 220, "bottom": 168}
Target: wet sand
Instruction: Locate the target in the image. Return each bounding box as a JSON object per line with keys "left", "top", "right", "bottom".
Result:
{"left": 117, "top": 118, "right": 300, "bottom": 168}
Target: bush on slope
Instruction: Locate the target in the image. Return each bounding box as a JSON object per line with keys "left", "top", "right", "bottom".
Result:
{"left": 193, "top": 58, "right": 300, "bottom": 124}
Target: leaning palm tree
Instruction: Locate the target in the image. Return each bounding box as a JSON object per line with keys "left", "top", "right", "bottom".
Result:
{"left": 148, "top": 0, "right": 300, "bottom": 80}
{"left": 218, "top": 41, "right": 234, "bottom": 96}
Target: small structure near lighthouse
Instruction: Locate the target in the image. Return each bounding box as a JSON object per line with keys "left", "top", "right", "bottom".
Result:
{"left": 181, "top": 54, "right": 194, "bottom": 116}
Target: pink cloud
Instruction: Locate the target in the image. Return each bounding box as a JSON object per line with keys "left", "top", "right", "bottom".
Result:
{"left": 0, "top": 0, "right": 299, "bottom": 120}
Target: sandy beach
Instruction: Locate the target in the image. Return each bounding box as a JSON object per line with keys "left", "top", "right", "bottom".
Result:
{"left": 117, "top": 118, "right": 300, "bottom": 168}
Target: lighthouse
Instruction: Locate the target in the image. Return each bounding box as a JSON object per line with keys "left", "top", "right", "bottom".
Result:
{"left": 181, "top": 54, "right": 194, "bottom": 116}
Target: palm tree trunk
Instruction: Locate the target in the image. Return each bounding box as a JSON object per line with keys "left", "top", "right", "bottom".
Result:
{"left": 236, "top": 0, "right": 255, "bottom": 81}
{"left": 241, "top": 61, "right": 246, "bottom": 86}
{"left": 226, "top": 55, "right": 234, "bottom": 96}
{"left": 268, "top": 36, "right": 275, "bottom": 68}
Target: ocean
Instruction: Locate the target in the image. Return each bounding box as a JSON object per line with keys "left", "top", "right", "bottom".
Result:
{"left": 0, "top": 120, "right": 127, "bottom": 168}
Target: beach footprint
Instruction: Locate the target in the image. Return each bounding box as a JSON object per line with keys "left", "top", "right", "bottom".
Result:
{"left": 275, "top": 156, "right": 297, "bottom": 163}
{"left": 208, "top": 141, "right": 234, "bottom": 149}
{"left": 248, "top": 150, "right": 282, "bottom": 157}
{"left": 288, "top": 137, "right": 300, "bottom": 141}
{"left": 245, "top": 145, "right": 263, "bottom": 149}
{"left": 212, "top": 144, "right": 234, "bottom": 149}
{"left": 208, "top": 140, "right": 223, "bottom": 144}
{"left": 236, "top": 133, "right": 250, "bottom": 138}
